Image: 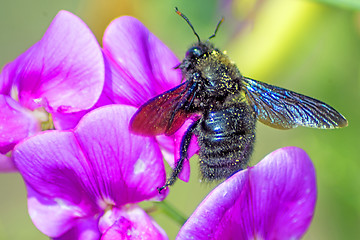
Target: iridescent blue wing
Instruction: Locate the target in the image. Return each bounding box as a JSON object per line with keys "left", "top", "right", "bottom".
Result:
{"left": 242, "top": 77, "right": 348, "bottom": 129}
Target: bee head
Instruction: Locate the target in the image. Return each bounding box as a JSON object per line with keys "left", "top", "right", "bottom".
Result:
{"left": 185, "top": 42, "right": 212, "bottom": 60}
{"left": 186, "top": 46, "right": 203, "bottom": 59}
{"left": 177, "top": 42, "right": 215, "bottom": 72}
{"left": 175, "top": 8, "right": 224, "bottom": 72}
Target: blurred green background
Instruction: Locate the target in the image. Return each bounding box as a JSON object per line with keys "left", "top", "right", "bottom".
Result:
{"left": 0, "top": 0, "right": 359, "bottom": 239}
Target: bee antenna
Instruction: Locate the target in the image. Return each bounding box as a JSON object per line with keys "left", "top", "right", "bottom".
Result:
{"left": 175, "top": 7, "right": 201, "bottom": 43}
{"left": 208, "top": 17, "right": 224, "bottom": 41}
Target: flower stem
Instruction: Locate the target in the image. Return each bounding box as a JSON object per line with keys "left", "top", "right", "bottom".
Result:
{"left": 154, "top": 200, "right": 187, "bottom": 225}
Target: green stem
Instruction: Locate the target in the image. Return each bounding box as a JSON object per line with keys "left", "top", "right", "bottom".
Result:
{"left": 154, "top": 200, "right": 187, "bottom": 226}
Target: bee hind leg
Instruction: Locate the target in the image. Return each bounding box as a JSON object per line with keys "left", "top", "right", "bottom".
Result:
{"left": 157, "top": 119, "right": 200, "bottom": 193}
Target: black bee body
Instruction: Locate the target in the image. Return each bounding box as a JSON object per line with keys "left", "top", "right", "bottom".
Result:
{"left": 176, "top": 42, "right": 257, "bottom": 181}
{"left": 130, "top": 10, "right": 347, "bottom": 192}
{"left": 195, "top": 103, "right": 256, "bottom": 180}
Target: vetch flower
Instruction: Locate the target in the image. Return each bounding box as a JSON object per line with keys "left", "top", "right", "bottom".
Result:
{"left": 99, "top": 16, "right": 198, "bottom": 182}
{"left": 177, "top": 147, "right": 317, "bottom": 240}
{"left": 13, "top": 105, "right": 168, "bottom": 239}
{"left": 52, "top": 14, "right": 197, "bottom": 183}
{"left": 0, "top": 10, "right": 104, "bottom": 170}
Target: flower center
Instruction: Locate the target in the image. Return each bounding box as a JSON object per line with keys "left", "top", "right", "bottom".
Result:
{"left": 31, "top": 107, "right": 54, "bottom": 130}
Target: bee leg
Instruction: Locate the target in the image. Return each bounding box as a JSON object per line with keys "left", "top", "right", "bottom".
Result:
{"left": 157, "top": 119, "right": 200, "bottom": 193}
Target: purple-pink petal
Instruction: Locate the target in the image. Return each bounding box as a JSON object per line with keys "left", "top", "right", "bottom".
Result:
{"left": 13, "top": 105, "right": 167, "bottom": 237}
{"left": 0, "top": 154, "right": 16, "bottom": 172}
{"left": 0, "top": 63, "right": 14, "bottom": 95}
{"left": 53, "top": 219, "right": 100, "bottom": 240}
{"left": 102, "top": 16, "right": 182, "bottom": 107}
{"left": 102, "top": 15, "right": 199, "bottom": 182}
{"left": 177, "top": 147, "right": 317, "bottom": 240}
{"left": 27, "top": 186, "right": 99, "bottom": 238}
{"left": 15, "top": 129, "right": 102, "bottom": 212}
{"left": 99, "top": 206, "right": 168, "bottom": 240}
{"left": 0, "top": 95, "right": 40, "bottom": 154}
{"left": 51, "top": 110, "right": 89, "bottom": 130}
{"left": 9, "top": 10, "right": 104, "bottom": 114}
{"left": 72, "top": 105, "right": 168, "bottom": 205}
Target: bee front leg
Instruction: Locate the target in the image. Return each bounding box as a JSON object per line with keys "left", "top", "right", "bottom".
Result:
{"left": 157, "top": 119, "right": 200, "bottom": 193}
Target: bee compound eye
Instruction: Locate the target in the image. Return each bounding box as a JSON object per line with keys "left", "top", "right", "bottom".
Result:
{"left": 186, "top": 47, "right": 202, "bottom": 58}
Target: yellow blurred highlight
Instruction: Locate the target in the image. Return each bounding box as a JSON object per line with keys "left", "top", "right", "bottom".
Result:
{"left": 230, "top": 0, "right": 326, "bottom": 80}
{"left": 78, "top": 0, "right": 140, "bottom": 42}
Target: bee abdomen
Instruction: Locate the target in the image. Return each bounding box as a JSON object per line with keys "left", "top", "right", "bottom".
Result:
{"left": 195, "top": 104, "right": 256, "bottom": 180}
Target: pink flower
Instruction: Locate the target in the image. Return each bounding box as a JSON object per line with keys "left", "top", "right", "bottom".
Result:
{"left": 99, "top": 16, "right": 194, "bottom": 182}
{"left": 13, "top": 105, "right": 168, "bottom": 239}
{"left": 28, "top": 13, "right": 191, "bottom": 182}
{"left": 0, "top": 11, "right": 104, "bottom": 170}
{"left": 177, "top": 147, "right": 317, "bottom": 240}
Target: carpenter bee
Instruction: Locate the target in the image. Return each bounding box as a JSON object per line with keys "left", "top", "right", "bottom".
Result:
{"left": 130, "top": 8, "right": 348, "bottom": 193}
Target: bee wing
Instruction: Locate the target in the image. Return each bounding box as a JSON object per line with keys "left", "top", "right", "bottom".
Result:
{"left": 130, "top": 82, "right": 193, "bottom": 136}
{"left": 242, "top": 77, "right": 348, "bottom": 129}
